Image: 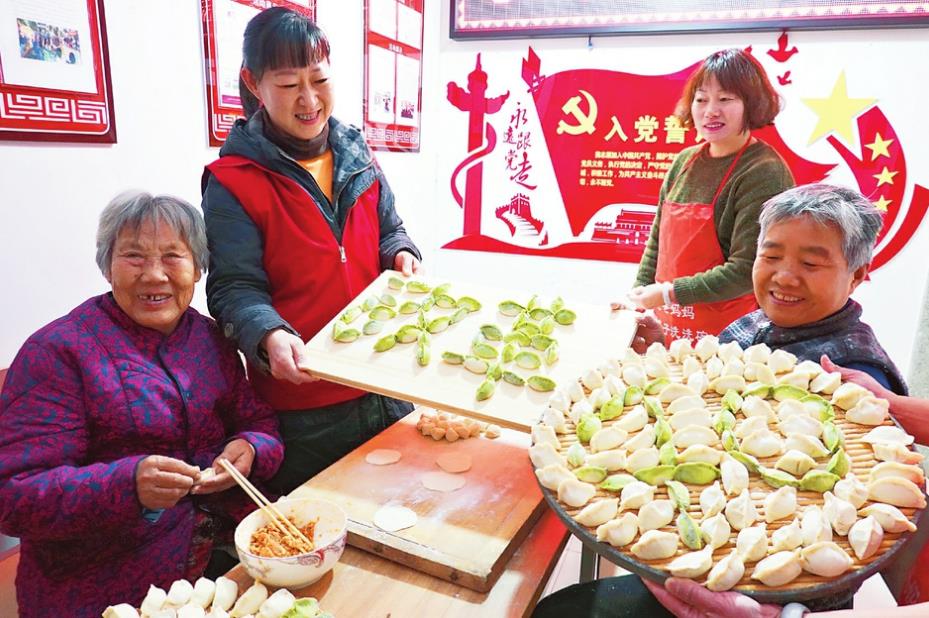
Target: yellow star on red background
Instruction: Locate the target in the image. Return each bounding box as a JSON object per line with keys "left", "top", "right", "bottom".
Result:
{"left": 873, "top": 195, "right": 892, "bottom": 212}
{"left": 802, "top": 72, "right": 876, "bottom": 145}
{"left": 874, "top": 167, "right": 898, "bottom": 187}
{"left": 865, "top": 133, "right": 894, "bottom": 160}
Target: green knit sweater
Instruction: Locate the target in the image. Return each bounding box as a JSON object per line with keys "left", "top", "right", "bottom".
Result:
{"left": 634, "top": 140, "right": 795, "bottom": 306}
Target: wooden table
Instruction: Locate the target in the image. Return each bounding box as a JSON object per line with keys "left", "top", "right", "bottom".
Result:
{"left": 224, "top": 509, "right": 569, "bottom": 617}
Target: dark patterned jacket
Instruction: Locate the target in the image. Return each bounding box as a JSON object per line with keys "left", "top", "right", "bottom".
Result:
{"left": 719, "top": 299, "right": 907, "bottom": 395}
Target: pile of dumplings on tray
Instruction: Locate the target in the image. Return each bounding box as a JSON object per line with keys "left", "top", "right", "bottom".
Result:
{"left": 529, "top": 335, "right": 927, "bottom": 591}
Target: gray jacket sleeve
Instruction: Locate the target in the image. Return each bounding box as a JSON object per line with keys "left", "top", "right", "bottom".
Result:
{"left": 201, "top": 176, "right": 297, "bottom": 371}
{"left": 374, "top": 165, "right": 421, "bottom": 270}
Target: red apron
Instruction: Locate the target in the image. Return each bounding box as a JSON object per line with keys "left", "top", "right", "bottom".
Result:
{"left": 653, "top": 139, "right": 758, "bottom": 344}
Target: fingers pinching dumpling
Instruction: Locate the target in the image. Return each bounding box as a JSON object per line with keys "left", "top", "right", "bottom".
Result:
{"left": 736, "top": 524, "right": 768, "bottom": 562}
{"left": 630, "top": 529, "right": 679, "bottom": 560}
{"left": 771, "top": 518, "right": 803, "bottom": 552}
{"left": 574, "top": 498, "right": 619, "bottom": 527}
{"left": 706, "top": 550, "right": 745, "bottom": 592}
{"left": 637, "top": 500, "right": 675, "bottom": 533}
{"left": 725, "top": 488, "right": 758, "bottom": 531}
{"left": 800, "top": 541, "right": 853, "bottom": 577}
{"left": 867, "top": 476, "right": 928, "bottom": 509}
{"left": 596, "top": 512, "right": 639, "bottom": 547}
{"left": 858, "top": 503, "right": 917, "bottom": 533}
{"left": 764, "top": 486, "right": 797, "bottom": 523}
{"left": 849, "top": 515, "right": 884, "bottom": 561}
{"left": 557, "top": 478, "right": 597, "bottom": 508}
{"left": 700, "top": 512, "right": 732, "bottom": 549}
{"left": 751, "top": 550, "right": 802, "bottom": 587}
{"left": 536, "top": 464, "right": 575, "bottom": 491}
{"left": 619, "top": 480, "right": 655, "bottom": 510}
{"left": 667, "top": 545, "right": 715, "bottom": 578}
{"left": 823, "top": 491, "right": 857, "bottom": 536}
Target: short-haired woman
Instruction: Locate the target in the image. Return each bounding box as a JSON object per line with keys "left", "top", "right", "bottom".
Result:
{"left": 0, "top": 192, "right": 283, "bottom": 618}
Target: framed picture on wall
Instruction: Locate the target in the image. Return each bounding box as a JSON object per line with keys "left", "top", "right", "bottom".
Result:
{"left": 200, "top": 0, "right": 316, "bottom": 147}
{"left": 450, "top": 0, "right": 929, "bottom": 39}
{"left": 364, "top": 0, "right": 424, "bottom": 152}
{"left": 0, "top": 0, "right": 116, "bottom": 143}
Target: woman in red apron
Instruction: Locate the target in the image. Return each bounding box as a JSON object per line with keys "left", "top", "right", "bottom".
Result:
{"left": 625, "top": 48, "right": 794, "bottom": 344}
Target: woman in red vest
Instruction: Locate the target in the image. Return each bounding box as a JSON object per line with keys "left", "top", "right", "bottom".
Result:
{"left": 623, "top": 48, "right": 794, "bottom": 344}
{"left": 201, "top": 7, "right": 421, "bottom": 494}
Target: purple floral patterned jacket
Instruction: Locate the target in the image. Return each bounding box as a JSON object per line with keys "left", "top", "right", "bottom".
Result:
{"left": 0, "top": 294, "right": 284, "bottom": 618}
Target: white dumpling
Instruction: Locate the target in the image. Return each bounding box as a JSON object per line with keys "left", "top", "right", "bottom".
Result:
{"left": 672, "top": 425, "right": 719, "bottom": 449}
{"left": 861, "top": 426, "right": 915, "bottom": 446}
{"left": 776, "top": 370, "right": 811, "bottom": 391}
{"left": 834, "top": 473, "right": 869, "bottom": 509}
{"left": 230, "top": 582, "right": 267, "bottom": 618}
{"left": 700, "top": 512, "right": 732, "bottom": 549}
{"left": 677, "top": 444, "right": 722, "bottom": 466}
{"left": 767, "top": 349, "right": 798, "bottom": 374}
{"left": 178, "top": 605, "right": 206, "bottom": 618}
{"left": 548, "top": 390, "right": 571, "bottom": 413}
{"left": 700, "top": 481, "right": 727, "bottom": 518}
{"left": 658, "top": 383, "right": 698, "bottom": 404}
{"left": 784, "top": 434, "right": 830, "bottom": 459}
{"left": 771, "top": 517, "right": 803, "bottom": 552}
{"left": 557, "top": 477, "right": 597, "bottom": 507}
{"left": 871, "top": 442, "right": 924, "bottom": 465}
{"left": 541, "top": 407, "right": 568, "bottom": 434}
{"left": 751, "top": 550, "right": 802, "bottom": 586}
{"left": 867, "top": 477, "right": 928, "bottom": 509}
{"left": 725, "top": 488, "right": 758, "bottom": 531}
{"left": 211, "top": 578, "right": 238, "bottom": 613}
{"left": 736, "top": 524, "right": 769, "bottom": 562}
{"left": 694, "top": 335, "right": 719, "bottom": 361}
{"left": 623, "top": 424, "right": 656, "bottom": 451}
{"left": 536, "top": 464, "right": 575, "bottom": 491}
{"left": 869, "top": 461, "right": 926, "bottom": 486}
{"left": 569, "top": 399, "right": 594, "bottom": 425}
{"left": 565, "top": 442, "right": 586, "bottom": 468}
{"left": 744, "top": 362, "right": 776, "bottom": 385}
{"left": 619, "top": 480, "right": 655, "bottom": 510}
{"left": 603, "top": 374, "right": 626, "bottom": 397}
{"left": 622, "top": 365, "right": 647, "bottom": 388}
{"left": 644, "top": 357, "right": 671, "bottom": 379}
{"left": 764, "top": 486, "right": 797, "bottom": 523}
{"left": 588, "top": 387, "right": 612, "bottom": 411}
{"left": 622, "top": 347, "right": 643, "bottom": 365}
{"left": 668, "top": 545, "right": 715, "bottom": 578}
{"left": 167, "top": 580, "right": 195, "bottom": 608}
{"left": 858, "top": 503, "right": 917, "bottom": 533}
{"left": 590, "top": 426, "right": 629, "bottom": 453}
{"left": 257, "top": 588, "right": 296, "bottom": 618}
{"left": 141, "top": 586, "right": 168, "bottom": 616}
{"left": 720, "top": 453, "right": 749, "bottom": 496}
{"left": 810, "top": 371, "right": 841, "bottom": 394}
{"left": 830, "top": 382, "right": 871, "bottom": 410}
{"left": 741, "top": 396, "right": 776, "bottom": 422}
{"left": 646, "top": 341, "right": 669, "bottom": 361}
{"left": 532, "top": 424, "right": 560, "bottom": 450}
{"left": 734, "top": 415, "right": 769, "bottom": 439}
{"left": 596, "top": 512, "right": 639, "bottom": 547}
{"left": 801, "top": 505, "right": 833, "bottom": 546}
{"left": 718, "top": 341, "right": 743, "bottom": 363}
{"left": 667, "top": 395, "right": 706, "bottom": 415}
{"left": 778, "top": 413, "right": 823, "bottom": 438}
{"left": 706, "top": 549, "right": 745, "bottom": 592}
{"left": 743, "top": 343, "right": 772, "bottom": 364}
{"left": 800, "top": 541, "right": 853, "bottom": 577}
{"left": 823, "top": 491, "right": 857, "bottom": 536}
{"left": 587, "top": 449, "right": 627, "bottom": 472}
{"left": 669, "top": 338, "right": 695, "bottom": 363}
{"left": 615, "top": 405, "right": 649, "bottom": 433}
{"left": 529, "top": 442, "right": 565, "bottom": 470}
{"left": 102, "top": 606, "right": 141, "bottom": 618}
{"left": 601, "top": 358, "right": 623, "bottom": 377}
{"left": 740, "top": 429, "right": 785, "bottom": 458}
{"left": 669, "top": 408, "right": 713, "bottom": 431}
{"left": 682, "top": 356, "right": 702, "bottom": 379}
{"left": 190, "top": 578, "right": 216, "bottom": 609}
{"left": 686, "top": 371, "right": 710, "bottom": 396}
{"left": 638, "top": 500, "right": 675, "bottom": 533}
{"left": 575, "top": 498, "right": 620, "bottom": 527}
{"left": 709, "top": 374, "right": 746, "bottom": 395}
{"left": 722, "top": 359, "right": 746, "bottom": 378}
{"left": 775, "top": 399, "right": 810, "bottom": 422}
{"left": 846, "top": 396, "right": 890, "bottom": 426}
{"left": 581, "top": 368, "right": 605, "bottom": 391}
{"left": 564, "top": 381, "right": 584, "bottom": 404}
{"left": 795, "top": 359, "right": 824, "bottom": 378}
{"left": 705, "top": 356, "right": 724, "bottom": 380}
{"left": 774, "top": 450, "right": 817, "bottom": 477}
{"left": 625, "top": 447, "right": 660, "bottom": 473}
{"left": 630, "top": 529, "right": 679, "bottom": 560}
{"left": 849, "top": 515, "right": 884, "bottom": 560}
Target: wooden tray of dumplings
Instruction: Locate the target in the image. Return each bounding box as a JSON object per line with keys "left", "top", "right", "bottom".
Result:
{"left": 530, "top": 342, "right": 926, "bottom": 604}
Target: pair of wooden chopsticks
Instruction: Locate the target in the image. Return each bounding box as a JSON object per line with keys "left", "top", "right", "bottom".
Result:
{"left": 218, "top": 459, "right": 314, "bottom": 551}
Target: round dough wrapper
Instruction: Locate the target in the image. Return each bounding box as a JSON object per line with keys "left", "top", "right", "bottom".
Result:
{"left": 365, "top": 449, "right": 402, "bottom": 466}
{"left": 373, "top": 505, "right": 418, "bottom": 532}
{"left": 436, "top": 453, "right": 472, "bottom": 474}
{"left": 422, "top": 470, "right": 467, "bottom": 492}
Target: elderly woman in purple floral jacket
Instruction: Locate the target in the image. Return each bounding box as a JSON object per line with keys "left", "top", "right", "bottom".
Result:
{"left": 0, "top": 192, "right": 284, "bottom": 618}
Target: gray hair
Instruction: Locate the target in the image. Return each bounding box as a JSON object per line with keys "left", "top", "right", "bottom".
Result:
{"left": 96, "top": 191, "right": 209, "bottom": 277}
{"left": 758, "top": 183, "right": 884, "bottom": 271}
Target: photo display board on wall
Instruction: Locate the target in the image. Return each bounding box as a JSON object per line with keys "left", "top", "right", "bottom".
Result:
{"left": 364, "top": 0, "right": 424, "bottom": 152}
{"left": 0, "top": 0, "right": 115, "bottom": 143}
{"left": 201, "top": 0, "right": 316, "bottom": 147}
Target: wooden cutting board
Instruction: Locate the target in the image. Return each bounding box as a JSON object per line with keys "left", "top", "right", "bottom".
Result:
{"left": 290, "top": 408, "right": 544, "bottom": 592}
{"left": 301, "top": 270, "right": 637, "bottom": 432}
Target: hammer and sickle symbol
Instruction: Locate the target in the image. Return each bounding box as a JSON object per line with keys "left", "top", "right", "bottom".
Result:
{"left": 556, "top": 90, "right": 598, "bottom": 135}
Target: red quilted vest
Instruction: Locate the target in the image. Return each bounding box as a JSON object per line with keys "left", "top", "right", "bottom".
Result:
{"left": 207, "top": 155, "right": 380, "bottom": 410}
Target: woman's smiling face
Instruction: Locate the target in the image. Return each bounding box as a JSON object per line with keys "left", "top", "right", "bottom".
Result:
{"left": 244, "top": 60, "right": 333, "bottom": 140}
